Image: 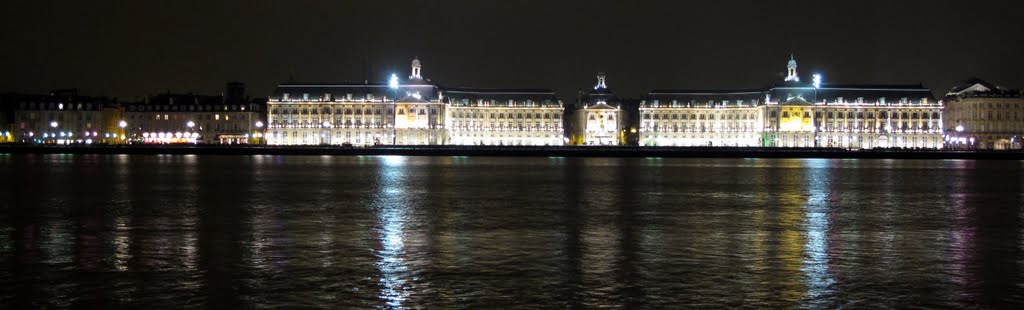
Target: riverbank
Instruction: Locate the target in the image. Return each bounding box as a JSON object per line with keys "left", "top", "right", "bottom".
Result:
{"left": 1, "top": 144, "right": 1022, "bottom": 160}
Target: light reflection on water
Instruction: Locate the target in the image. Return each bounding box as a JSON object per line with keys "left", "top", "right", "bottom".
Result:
{"left": 0, "top": 154, "right": 1022, "bottom": 308}
{"left": 375, "top": 155, "right": 412, "bottom": 308}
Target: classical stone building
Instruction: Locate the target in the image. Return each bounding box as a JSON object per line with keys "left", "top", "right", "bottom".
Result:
{"left": 640, "top": 56, "right": 944, "bottom": 149}
{"left": 267, "top": 58, "right": 565, "bottom": 146}
{"left": 445, "top": 88, "right": 563, "bottom": 146}
{"left": 5, "top": 90, "right": 122, "bottom": 144}
{"left": 122, "top": 83, "right": 266, "bottom": 144}
{"left": 573, "top": 73, "right": 626, "bottom": 145}
{"left": 641, "top": 89, "right": 765, "bottom": 147}
{"left": 942, "top": 79, "right": 1024, "bottom": 150}
{"left": 267, "top": 58, "right": 444, "bottom": 146}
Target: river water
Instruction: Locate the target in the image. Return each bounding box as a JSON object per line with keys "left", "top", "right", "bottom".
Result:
{"left": 0, "top": 154, "right": 1022, "bottom": 308}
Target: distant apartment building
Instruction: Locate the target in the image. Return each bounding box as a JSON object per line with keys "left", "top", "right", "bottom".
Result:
{"left": 122, "top": 83, "right": 267, "bottom": 144}
{"left": 4, "top": 90, "right": 122, "bottom": 144}
{"left": 640, "top": 56, "right": 944, "bottom": 149}
{"left": 943, "top": 79, "right": 1024, "bottom": 149}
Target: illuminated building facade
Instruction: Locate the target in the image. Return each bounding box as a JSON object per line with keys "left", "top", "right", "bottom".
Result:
{"left": 6, "top": 90, "right": 122, "bottom": 144}
{"left": 765, "top": 84, "right": 942, "bottom": 149}
{"left": 640, "top": 90, "right": 765, "bottom": 147}
{"left": 943, "top": 79, "right": 1024, "bottom": 149}
{"left": 641, "top": 57, "right": 944, "bottom": 149}
{"left": 267, "top": 59, "right": 444, "bottom": 146}
{"left": 123, "top": 83, "right": 266, "bottom": 144}
{"left": 445, "top": 89, "right": 563, "bottom": 146}
{"left": 267, "top": 58, "right": 564, "bottom": 146}
{"left": 574, "top": 73, "right": 626, "bottom": 145}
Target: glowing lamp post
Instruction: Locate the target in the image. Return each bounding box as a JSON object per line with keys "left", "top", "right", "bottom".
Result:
{"left": 255, "top": 121, "right": 264, "bottom": 145}
{"left": 49, "top": 121, "right": 58, "bottom": 144}
{"left": 186, "top": 121, "right": 196, "bottom": 144}
{"left": 118, "top": 120, "right": 128, "bottom": 143}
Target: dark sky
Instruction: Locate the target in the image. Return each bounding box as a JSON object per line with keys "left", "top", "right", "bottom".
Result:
{"left": 2, "top": 0, "right": 1023, "bottom": 100}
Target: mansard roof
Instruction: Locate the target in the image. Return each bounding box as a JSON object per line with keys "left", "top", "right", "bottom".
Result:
{"left": 946, "top": 78, "right": 1020, "bottom": 98}
{"left": 768, "top": 83, "right": 937, "bottom": 104}
{"left": 444, "top": 88, "right": 561, "bottom": 107}
{"left": 271, "top": 82, "right": 440, "bottom": 102}
{"left": 641, "top": 83, "right": 937, "bottom": 106}
{"left": 643, "top": 89, "right": 765, "bottom": 107}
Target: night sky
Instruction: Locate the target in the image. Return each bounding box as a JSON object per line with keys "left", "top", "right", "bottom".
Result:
{"left": 3, "top": 0, "right": 1023, "bottom": 100}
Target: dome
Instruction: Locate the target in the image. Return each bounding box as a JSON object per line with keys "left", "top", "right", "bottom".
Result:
{"left": 411, "top": 57, "right": 421, "bottom": 67}
{"left": 787, "top": 55, "right": 797, "bottom": 69}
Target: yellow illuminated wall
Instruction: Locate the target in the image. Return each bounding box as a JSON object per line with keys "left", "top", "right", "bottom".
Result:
{"left": 779, "top": 105, "right": 815, "bottom": 132}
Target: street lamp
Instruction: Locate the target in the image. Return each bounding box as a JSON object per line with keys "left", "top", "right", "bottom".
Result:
{"left": 255, "top": 121, "right": 264, "bottom": 145}
{"left": 955, "top": 125, "right": 964, "bottom": 132}
{"left": 117, "top": 120, "right": 128, "bottom": 143}
{"left": 48, "top": 121, "right": 58, "bottom": 144}
{"left": 186, "top": 121, "right": 196, "bottom": 144}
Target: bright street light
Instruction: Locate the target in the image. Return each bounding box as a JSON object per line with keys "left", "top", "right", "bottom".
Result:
{"left": 955, "top": 125, "right": 964, "bottom": 132}
{"left": 50, "top": 121, "right": 58, "bottom": 128}
{"left": 255, "top": 121, "right": 264, "bottom": 128}
{"left": 389, "top": 73, "right": 399, "bottom": 89}
{"left": 118, "top": 120, "right": 128, "bottom": 128}
{"left": 186, "top": 121, "right": 196, "bottom": 128}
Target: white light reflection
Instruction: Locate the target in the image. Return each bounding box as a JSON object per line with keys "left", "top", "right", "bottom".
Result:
{"left": 800, "top": 159, "right": 836, "bottom": 305}
{"left": 113, "top": 216, "right": 132, "bottom": 271}
{"left": 375, "top": 155, "right": 411, "bottom": 308}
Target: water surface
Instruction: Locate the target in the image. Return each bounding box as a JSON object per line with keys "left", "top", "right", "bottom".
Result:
{"left": 1, "top": 154, "right": 1022, "bottom": 308}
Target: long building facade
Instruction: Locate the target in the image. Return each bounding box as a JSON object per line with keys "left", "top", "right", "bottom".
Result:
{"left": 122, "top": 83, "right": 267, "bottom": 144}
{"left": 3, "top": 90, "right": 122, "bottom": 144}
{"left": 267, "top": 58, "right": 564, "bottom": 146}
{"left": 266, "top": 60, "right": 444, "bottom": 146}
{"left": 13, "top": 55, "right": 1022, "bottom": 151}
{"left": 445, "top": 89, "right": 563, "bottom": 146}
{"left": 640, "top": 57, "right": 944, "bottom": 149}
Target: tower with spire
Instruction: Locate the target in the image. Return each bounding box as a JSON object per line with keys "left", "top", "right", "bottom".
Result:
{"left": 785, "top": 54, "right": 800, "bottom": 82}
